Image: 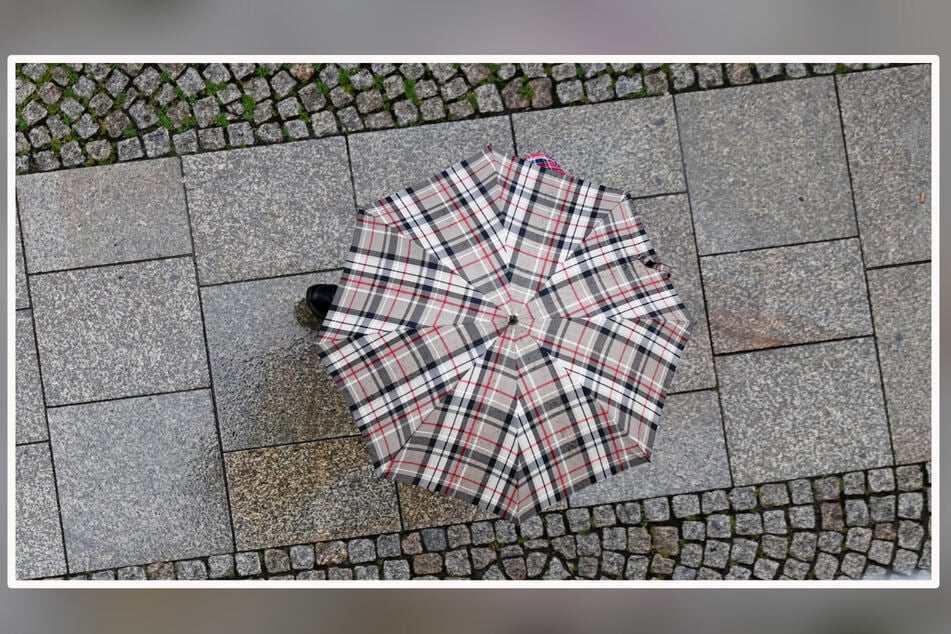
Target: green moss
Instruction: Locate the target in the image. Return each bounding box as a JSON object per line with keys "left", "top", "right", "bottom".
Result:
{"left": 122, "top": 125, "right": 137, "bottom": 138}
{"left": 298, "top": 105, "right": 311, "bottom": 123}
{"left": 64, "top": 65, "right": 79, "bottom": 85}
{"left": 213, "top": 113, "right": 229, "bottom": 127}
{"left": 317, "top": 80, "right": 331, "bottom": 99}
{"left": 157, "top": 112, "right": 174, "bottom": 130}
{"left": 518, "top": 77, "right": 534, "bottom": 101}
{"left": 255, "top": 65, "right": 269, "bottom": 77}
{"left": 404, "top": 79, "right": 419, "bottom": 104}
{"left": 241, "top": 94, "right": 255, "bottom": 121}
{"left": 179, "top": 116, "right": 197, "bottom": 131}
{"left": 835, "top": 64, "right": 849, "bottom": 74}
{"left": 204, "top": 80, "right": 226, "bottom": 96}
{"left": 337, "top": 67, "right": 355, "bottom": 89}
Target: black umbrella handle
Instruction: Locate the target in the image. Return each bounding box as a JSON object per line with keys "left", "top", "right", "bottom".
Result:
{"left": 306, "top": 284, "right": 338, "bottom": 319}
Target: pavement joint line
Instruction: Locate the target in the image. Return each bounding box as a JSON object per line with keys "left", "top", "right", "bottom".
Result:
{"left": 23, "top": 310, "right": 69, "bottom": 573}
{"left": 43, "top": 385, "right": 212, "bottom": 410}
{"left": 831, "top": 74, "right": 898, "bottom": 468}
{"left": 176, "top": 155, "right": 239, "bottom": 554}
{"left": 195, "top": 267, "right": 346, "bottom": 289}
{"left": 863, "top": 259, "right": 932, "bottom": 272}
{"left": 709, "top": 333, "right": 878, "bottom": 358}
{"left": 669, "top": 91, "right": 734, "bottom": 489}
{"left": 220, "top": 433, "right": 365, "bottom": 454}
{"left": 695, "top": 234, "right": 861, "bottom": 260}
{"left": 24, "top": 252, "right": 194, "bottom": 278}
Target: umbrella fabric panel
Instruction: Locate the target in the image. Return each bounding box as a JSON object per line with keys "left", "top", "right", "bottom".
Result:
{"left": 490, "top": 149, "right": 626, "bottom": 306}
{"left": 527, "top": 316, "right": 690, "bottom": 448}
{"left": 383, "top": 328, "right": 525, "bottom": 518}
{"left": 318, "top": 210, "right": 503, "bottom": 342}
{"left": 383, "top": 325, "right": 644, "bottom": 521}
{"left": 528, "top": 195, "right": 690, "bottom": 322}
{"left": 362, "top": 151, "right": 514, "bottom": 311}
{"left": 318, "top": 320, "right": 506, "bottom": 469}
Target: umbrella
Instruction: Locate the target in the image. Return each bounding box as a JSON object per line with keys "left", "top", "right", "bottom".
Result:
{"left": 313, "top": 145, "right": 691, "bottom": 522}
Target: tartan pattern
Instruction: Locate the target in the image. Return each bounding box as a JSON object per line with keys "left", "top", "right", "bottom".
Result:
{"left": 316, "top": 145, "right": 691, "bottom": 522}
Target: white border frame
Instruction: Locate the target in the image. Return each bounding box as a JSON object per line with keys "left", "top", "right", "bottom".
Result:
{"left": 7, "top": 53, "right": 939, "bottom": 589}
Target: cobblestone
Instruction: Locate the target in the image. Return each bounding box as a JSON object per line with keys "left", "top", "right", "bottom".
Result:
{"left": 731, "top": 538, "right": 758, "bottom": 565}
{"left": 845, "top": 499, "right": 871, "bottom": 526}
{"left": 643, "top": 497, "right": 671, "bottom": 522}
{"left": 846, "top": 527, "right": 873, "bottom": 552}
{"left": 566, "top": 508, "right": 591, "bottom": 533}
{"left": 264, "top": 549, "right": 290, "bottom": 574}
{"left": 868, "top": 468, "right": 895, "bottom": 492}
{"left": 15, "top": 60, "right": 896, "bottom": 176}
{"left": 348, "top": 538, "right": 375, "bottom": 563}
{"left": 763, "top": 510, "right": 788, "bottom": 534}
{"left": 789, "top": 532, "right": 818, "bottom": 562}
{"left": 898, "top": 492, "right": 924, "bottom": 519}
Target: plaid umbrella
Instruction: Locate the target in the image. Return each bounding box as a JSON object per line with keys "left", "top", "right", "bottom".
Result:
{"left": 315, "top": 145, "right": 690, "bottom": 522}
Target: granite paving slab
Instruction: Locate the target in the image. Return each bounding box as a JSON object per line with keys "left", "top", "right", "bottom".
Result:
{"left": 837, "top": 65, "right": 931, "bottom": 267}
{"left": 15, "top": 212, "right": 30, "bottom": 309}
{"left": 717, "top": 338, "right": 893, "bottom": 485}
{"left": 16, "top": 157, "right": 192, "bottom": 272}
{"left": 633, "top": 194, "right": 715, "bottom": 392}
{"left": 677, "top": 77, "right": 856, "bottom": 255}
{"left": 397, "top": 482, "right": 500, "bottom": 531}
{"left": 202, "top": 270, "right": 357, "bottom": 451}
{"left": 225, "top": 437, "right": 401, "bottom": 550}
{"left": 569, "top": 390, "right": 731, "bottom": 506}
{"left": 16, "top": 443, "right": 67, "bottom": 579}
{"left": 511, "top": 97, "right": 684, "bottom": 197}
{"left": 701, "top": 239, "right": 873, "bottom": 353}
{"left": 867, "top": 263, "right": 931, "bottom": 464}
{"left": 15, "top": 310, "right": 47, "bottom": 444}
{"left": 348, "top": 116, "right": 514, "bottom": 206}
{"left": 47, "top": 390, "right": 232, "bottom": 572}
{"left": 30, "top": 257, "right": 208, "bottom": 405}
{"left": 182, "top": 138, "right": 355, "bottom": 285}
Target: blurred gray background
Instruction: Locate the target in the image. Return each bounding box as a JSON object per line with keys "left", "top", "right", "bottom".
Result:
{"left": 1, "top": 0, "right": 949, "bottom": 633}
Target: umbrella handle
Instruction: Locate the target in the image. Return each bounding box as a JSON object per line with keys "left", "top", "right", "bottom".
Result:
{"left": 305, "top": 284, "right": 338, "bottom": 319}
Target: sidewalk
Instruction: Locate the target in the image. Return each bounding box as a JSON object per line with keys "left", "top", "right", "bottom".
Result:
{"left": 13, "top": 63, "right": 932, "bottom": 581}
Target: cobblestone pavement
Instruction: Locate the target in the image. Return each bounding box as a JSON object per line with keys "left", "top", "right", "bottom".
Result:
{"left": 54, "top": 463, "right": 932, "bottom": 581}
{"left": 14, "top": 61, "right": 932, "bottom": 582}
{"left": 15, "top": 61, "right": 897, "bottom": 175}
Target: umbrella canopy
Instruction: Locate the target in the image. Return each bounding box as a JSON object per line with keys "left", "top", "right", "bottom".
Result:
{"left": 315, "top": 145, "right": 690, "bottom": 522}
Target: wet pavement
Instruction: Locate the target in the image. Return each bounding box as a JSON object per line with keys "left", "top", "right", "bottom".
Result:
{"left": 13, "top": 62, "right": 932, "bottom": 581}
